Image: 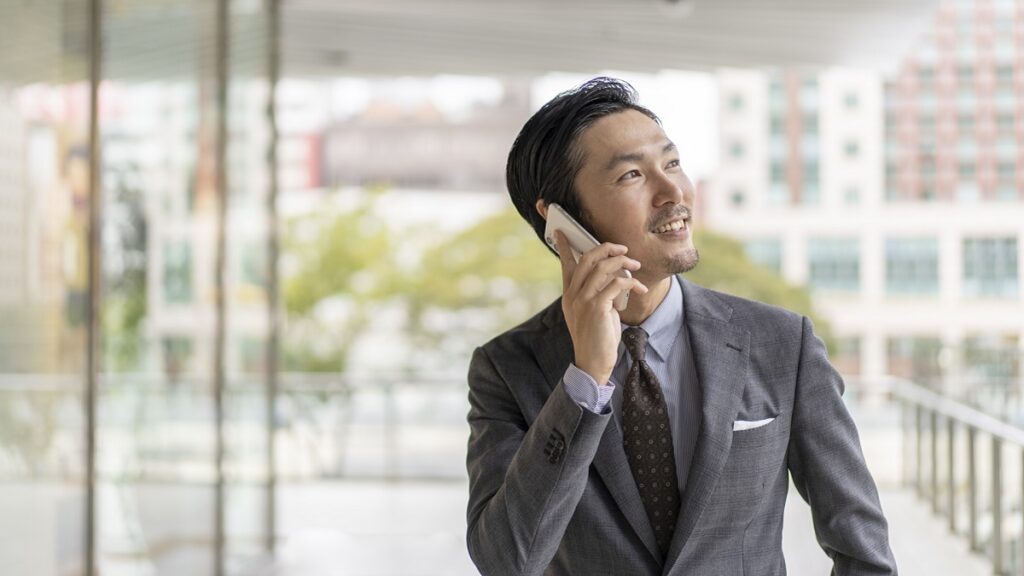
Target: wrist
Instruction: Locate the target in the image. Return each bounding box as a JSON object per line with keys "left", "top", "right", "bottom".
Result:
{"left": 575, "top": 359, "right": 612, "bottom": 386}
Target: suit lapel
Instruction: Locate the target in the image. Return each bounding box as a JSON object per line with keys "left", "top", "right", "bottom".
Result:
{"left": 531, "top": 301, "right": 662, "bottom": 564}
{"left": 663, "top": 280, "right": 750, "bottom": 572}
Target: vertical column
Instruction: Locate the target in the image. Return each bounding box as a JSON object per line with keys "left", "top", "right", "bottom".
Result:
{"left": 265, "top": 0, "right": 281, "bottom": 556}
{"left": 213, "top": 0, "right": 229, "bottom": 573}
{"left": 85, "top": 0, "right": 103, "bottom": 575}
{"left": 992, "top": 437, "right": 1004, "bottom": 575}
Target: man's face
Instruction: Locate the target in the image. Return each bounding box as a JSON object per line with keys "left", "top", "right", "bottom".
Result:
{"left": 571, "top": 109, "right": 698, "bottom": 284}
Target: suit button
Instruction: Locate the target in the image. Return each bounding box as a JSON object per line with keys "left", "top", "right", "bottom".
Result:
{"left": 544, "top": 430, "right": 566, "bottom": 464}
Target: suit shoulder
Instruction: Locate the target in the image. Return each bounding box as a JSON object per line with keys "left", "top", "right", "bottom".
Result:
{"left": 696, "top": 285, "right": 803, "bottom": 335}
{"left": 478, "top": 298, "right": 562, "bottom": 356}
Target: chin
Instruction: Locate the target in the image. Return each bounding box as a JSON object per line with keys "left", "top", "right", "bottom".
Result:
{"left": 667, "top": 247, "right": 700, "bottom": 275}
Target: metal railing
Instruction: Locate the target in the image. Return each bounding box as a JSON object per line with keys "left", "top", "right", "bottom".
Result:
{"left": 895, "top": 378, "right": 1024, "bottom": 575}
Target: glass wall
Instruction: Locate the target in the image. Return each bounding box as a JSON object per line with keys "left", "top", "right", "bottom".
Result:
{"left": 0, "top": 1, "right": 91, "bottom": 575}
{"left": 0, "top": 1, "right": 276, "bottom": 575}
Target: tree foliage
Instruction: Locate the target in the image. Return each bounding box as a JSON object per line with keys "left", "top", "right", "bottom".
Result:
{"left": 282, "top": 200, "right": 832, "bottom": 374}
{"left": 282, "top": 190, "right": 397, "bottom": 372}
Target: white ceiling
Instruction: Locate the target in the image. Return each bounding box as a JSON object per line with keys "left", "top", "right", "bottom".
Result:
{"left": 0, "top": 0, "right": 941, "bottom": 83}
{"left": 283, "top": 0, "right": 941, "bottom": 77}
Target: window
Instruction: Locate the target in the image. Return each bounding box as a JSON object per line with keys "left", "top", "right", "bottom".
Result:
{"left": 802, "top": 114, "right": 819, "bottom": 134}
{"left": 728, "top": 93, "right": 745, "bottom": 112}
{"left": 964, "top": 335, "right": 1021, "bottom": 387}
{"left": 844, "top": 186, "right": 860, "bottom": 205}
{"left": 729, "top": 189, "right": 745, "bottom": 208}
{"left": 887, "top": 337, "right": 943, "bottom": 389}
{"left": 768, "top": 182, "right": 790, "bottom": 206}
{"left": 917, "top": 66, "right": 936, "bottom": 86}
{"left": 844, "top": 140, "right": 860, "bottom": 158}
{"left": 833, "top": 337, "right": 862, "bottom": 376}
{"left": 808, "top": 238, "right": 860, "bottom": 292}
{"left": 163, "top": 241, "right": 193, "bottom": 304}
{"left": 802, "top": 161, "right": 820, "bottom": 205}
{"left": 729, "top": 140, "right": 745, "bottom": 159}
{"left": 843, "top": 92, "right": 859, "bottom": 110}
{"left": 996, "top": 113, "right": 1014, "bottom": 134}
{"left": 957, "top": 114, "right": 975, "bottom": 133}
{"left": 800, "top": 80, "right": 819, "bottom": 109}
{"left": 995, "top": 65, "right": 1014, "bottom": 84}
{"left": 963, "top": 237, "right": 1019, "bottom": 298}
{"left": 997, "top": 162, "right": 1015, "bottom": 183}
{"left": 886, "top": 238, "right": 939, "bottom": 295}
{"left": 769, "top": 80, "right": 786, "bottom": 111}
{"left": 956, "top": 65, "right": 974, "bottom": 85}
{"left": 162, "top": 336, "right": 195, "bottom": 378}
{"left": 744, "top": 239, "right": 782, "bottom": 274}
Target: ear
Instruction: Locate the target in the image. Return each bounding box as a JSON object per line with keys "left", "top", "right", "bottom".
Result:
{"left": 535, "top": 199, "right": 548, "bottom": 221}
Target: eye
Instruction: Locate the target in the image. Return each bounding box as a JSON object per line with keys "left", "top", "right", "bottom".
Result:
{"left": 666, "top": 159, "right": 681, "bottom": 169}
{"left": 619, "top": 169, "right": 641, "bottom": 181}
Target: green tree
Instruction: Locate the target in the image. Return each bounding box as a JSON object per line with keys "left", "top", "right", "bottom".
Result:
{"left": 283, "top": 189, "right": 398, "bottom": 372}
{"left": 687, "top": 230, "right": 832, "bottom": 344}
{"left": 404, "top": 207, "right": 831, "bottom": 366}
{"left": 102, "top": 161, "right": 148, "bottom": 372}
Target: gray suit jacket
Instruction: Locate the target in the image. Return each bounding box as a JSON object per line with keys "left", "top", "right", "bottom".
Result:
{"left": 466, "top": 279, "right": 897, "bottom": 575}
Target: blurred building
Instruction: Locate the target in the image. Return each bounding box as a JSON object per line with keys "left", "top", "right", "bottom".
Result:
{"left": 708, "top": 0, "right": 1024, "bottom": 397}
{"left": 320, "top": 80, "right": 531, "bottom": 193}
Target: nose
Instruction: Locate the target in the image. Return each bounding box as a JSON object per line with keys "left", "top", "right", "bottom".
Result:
{"left": 651, "top": 169, "right": 689, "bottom": 207}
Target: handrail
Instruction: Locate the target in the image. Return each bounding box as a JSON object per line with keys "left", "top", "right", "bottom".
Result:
{"left": 893, "top": 377, "right": 1024, "bottom": 576}
{"left": 892, "top": 379, "right": 1024, "bottom": 447}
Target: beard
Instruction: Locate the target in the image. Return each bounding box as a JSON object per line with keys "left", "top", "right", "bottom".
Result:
{"left": 664, "top": 246, "right": 700, "bottom": 275}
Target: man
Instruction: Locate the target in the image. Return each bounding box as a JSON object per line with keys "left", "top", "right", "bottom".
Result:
{"left": 466, "top": 77, "right": 897, "bottom": 575}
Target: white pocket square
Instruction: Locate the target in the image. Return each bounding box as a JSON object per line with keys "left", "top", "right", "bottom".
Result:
{"left": 733, "top": 417, "right": 775, "bottom": 431}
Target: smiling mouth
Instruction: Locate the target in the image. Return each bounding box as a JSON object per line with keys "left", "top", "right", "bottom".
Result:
{"left": 652, "top": 217, "right": 689, "bottom": 234}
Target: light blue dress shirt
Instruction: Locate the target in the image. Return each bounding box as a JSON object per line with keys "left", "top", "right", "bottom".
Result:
{"left": 563, "top": 276, "right": 702, "bottom": 492}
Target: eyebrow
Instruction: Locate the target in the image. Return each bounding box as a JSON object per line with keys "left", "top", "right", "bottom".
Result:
{"left": 605, "top": 141, "right": 678, "bottom": 171}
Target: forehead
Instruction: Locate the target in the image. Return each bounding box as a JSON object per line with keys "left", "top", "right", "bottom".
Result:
{"left": 576, "top": 109, "right": 669, "bottom": 168}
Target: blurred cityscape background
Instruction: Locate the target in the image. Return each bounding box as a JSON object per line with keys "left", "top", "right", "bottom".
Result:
{"left": 1, "top": 0, "right": 1024, "bottom": 575}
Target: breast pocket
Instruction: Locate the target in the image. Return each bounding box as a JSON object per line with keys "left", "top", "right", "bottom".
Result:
{"left": 701, "top": 414, "right": 788, "bottom": 530}
{"left": 731, "top": 414, "right": 784, "bottom": 450}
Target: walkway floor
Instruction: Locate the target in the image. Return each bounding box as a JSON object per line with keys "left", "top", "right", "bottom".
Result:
{"left": 271, "top": 480, "right": 993, "bottom": 576}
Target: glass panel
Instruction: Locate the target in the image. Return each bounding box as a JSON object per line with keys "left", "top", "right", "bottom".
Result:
{"left": 98, "top": 1, "right": 221, "bottom": 574}
{"left": 0, "top": 1, "right": 91, "bottom": 575}
{"left": 225, "top": 0, "right": 273, "bottom": 572}
{"left": 962, "top": 237, "right": 1019, "bottom": 298}
{"left": 808, "top": 238, "right": 860, "bottom": 292}
{"left": 885, "top": 237, "right": 939, "bottom": 295}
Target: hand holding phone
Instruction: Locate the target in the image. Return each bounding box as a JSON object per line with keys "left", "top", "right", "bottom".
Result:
{"left": 543, "top": 203, "right": 631, "bottom": 311}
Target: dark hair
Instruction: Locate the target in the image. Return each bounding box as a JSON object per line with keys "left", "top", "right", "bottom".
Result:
{"left": 505, "top": 77, "right": 660, "bottom": 247}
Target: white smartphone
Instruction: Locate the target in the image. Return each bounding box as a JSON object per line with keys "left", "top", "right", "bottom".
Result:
{"left": 543, "top": 202, "right": 630, "bottom": 311}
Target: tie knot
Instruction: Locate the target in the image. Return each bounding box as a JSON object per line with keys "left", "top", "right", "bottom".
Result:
{"left": 622, "top": 327, "right": 649, "bottom": 362}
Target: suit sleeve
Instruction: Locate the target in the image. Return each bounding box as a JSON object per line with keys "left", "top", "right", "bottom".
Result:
{"left": 466, "top": 345, "right": 612, "bottom": 576}
{"left": 787, "top": 316, "right": 899, "bottom": 575}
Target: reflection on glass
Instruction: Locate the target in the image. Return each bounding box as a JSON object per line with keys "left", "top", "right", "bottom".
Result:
{"left": 0, "top": 1, "right": 91, "bottom": 575}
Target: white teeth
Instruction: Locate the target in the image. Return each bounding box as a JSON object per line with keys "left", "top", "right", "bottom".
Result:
{"left": 654, "top": 219, "right": 686, "bottom": 233}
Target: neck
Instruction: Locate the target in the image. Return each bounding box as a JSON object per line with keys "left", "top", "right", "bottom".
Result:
{"left": 619, "top": 275, "right": 673, "bottom": 326}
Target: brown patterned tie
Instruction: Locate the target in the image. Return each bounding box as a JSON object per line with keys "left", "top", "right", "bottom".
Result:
{"left": 621, "top": 326, "right": 679, "bottom": 557}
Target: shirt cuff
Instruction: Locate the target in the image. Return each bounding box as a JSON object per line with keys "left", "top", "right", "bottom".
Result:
{"left": 563, "top": 363, "right": 615, "bottom": 415}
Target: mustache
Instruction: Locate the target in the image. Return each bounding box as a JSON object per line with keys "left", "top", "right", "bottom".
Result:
{"left": 649, "top": 206, "right": 691, "bottom": 230}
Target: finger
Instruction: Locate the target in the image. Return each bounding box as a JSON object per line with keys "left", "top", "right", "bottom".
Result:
{"left": 568, "top": 242, "right": 630, "bottom": 293}
{"left": 554, "top": 231, "right": 576, "bottom": 292}
{"left": 577, "top": 256, "right": 641, "bottom": 298}
{"left": 594, "top": 276, "right": 641, "bottom": 307}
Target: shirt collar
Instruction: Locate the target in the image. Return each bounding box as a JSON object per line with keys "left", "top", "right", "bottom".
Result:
{"left": 620, "top": 276, "right": 684, "bottom": 362}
